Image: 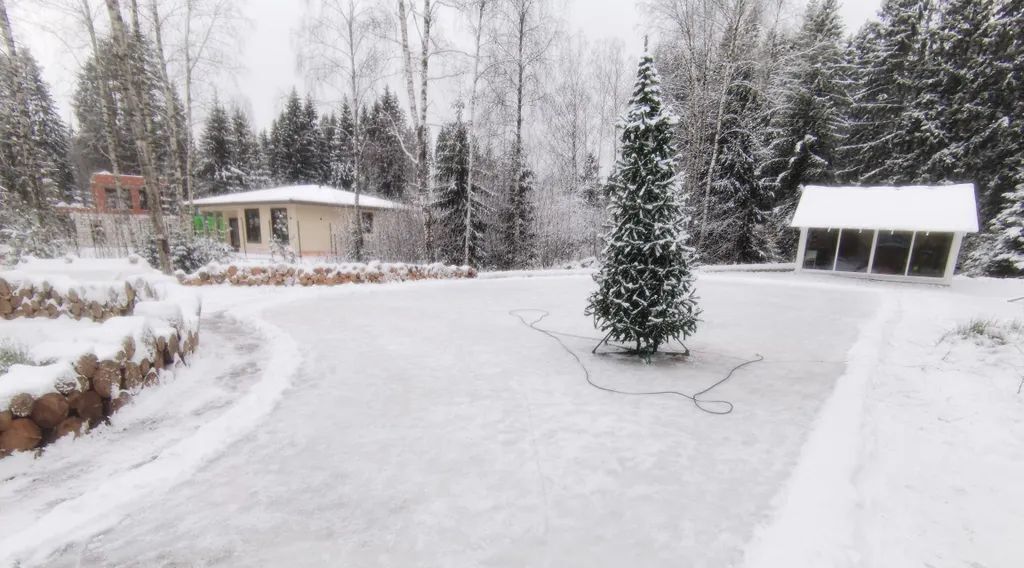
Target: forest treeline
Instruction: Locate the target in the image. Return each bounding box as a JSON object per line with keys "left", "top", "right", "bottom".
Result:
{"left": 1, "top": 0, "right": 1021, "bottom": 275}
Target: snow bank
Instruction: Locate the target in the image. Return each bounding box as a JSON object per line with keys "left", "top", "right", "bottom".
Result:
{"left": 179, "top": 260, "right": 477, "bottom": 286}
{"left": 743, "top": 291, "right": 894, "bottom": 567}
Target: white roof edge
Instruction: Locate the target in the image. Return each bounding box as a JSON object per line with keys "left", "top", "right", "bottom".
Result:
{"left": 192, "top": 196, "right": 399, "bottom": 210}
{"left": 189, "top": 184, "right": 404, "bottom": 210}
{"left": 790, "top": 183, "right": 979, "bottom": 233}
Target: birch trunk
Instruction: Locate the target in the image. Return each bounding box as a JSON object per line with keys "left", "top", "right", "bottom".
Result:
{"left": 419, "top": 0, "right": 433, "bottom": 262}
{"left": 79, "top": 0, "right": 130, "bottom": 252}
{"left": 103, "top": 0, "right": 172, "bottom": 273}
{"left": 148, "top": 0, "right": 188, "bottom": 221}
{"left": 463, "top": 0, "right": 486, "bottom": 267}
{"left": 347, "top": 4, "right": 363, "bottom": 261}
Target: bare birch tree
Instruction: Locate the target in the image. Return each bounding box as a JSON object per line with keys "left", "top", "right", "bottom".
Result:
{"left": 103, "top": 0, "right": 172, "bottom": 272}
{"left": 488, "top": 0, "right": 556, "bottom": 267}
{"left": 148, "top": 0, "right": 188, "bottom": 216}
{"left": 395, "top": 0, "right": 438, "bottom": 260}
{"left": 460, "top": 0, "right": 488, "bottom": 266}
{"left": 299, "top": 0, "right": 385, "bottom": 261}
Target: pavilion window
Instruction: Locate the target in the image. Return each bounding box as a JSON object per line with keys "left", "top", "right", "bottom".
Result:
{"left": 871, "top": 230, "right": 914, "bottom": 275}
{"left": 835, "top": 229, "right": 873, "bottom": 273}
{"left": 271, "top": 208, "right": 289, "bottom": 244}
{"left": 908, "top": 232, "right": 953, "bottom": 277}
{"left": 245, "top": 208, "right": 262, "bottom": 243}
{"left": 802, "top": 228, "right": 839, "bottom": 270}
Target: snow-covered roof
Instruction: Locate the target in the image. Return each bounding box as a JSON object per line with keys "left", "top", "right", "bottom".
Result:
{"left": 190, "top": 185, "right": 403, "bottom": 210}
{"left": 790, "top": 184, "right": 979, "bottom": 233}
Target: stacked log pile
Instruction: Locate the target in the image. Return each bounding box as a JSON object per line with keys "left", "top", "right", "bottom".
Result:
{"left": 178, "top": 261, "right": 477, "bottom": 287}
{"left": 0, "top": 329, "right": 198, "bottom": 456}
{"left": 0, "top": 277, "right": 156, "bottom": 322}
{"left": 0, "top": 274, "right": 201, "bottom": 457}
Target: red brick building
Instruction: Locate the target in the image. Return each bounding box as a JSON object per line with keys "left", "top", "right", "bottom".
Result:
{"left": 90, "top": 172, "right": 151, "bottom": 214}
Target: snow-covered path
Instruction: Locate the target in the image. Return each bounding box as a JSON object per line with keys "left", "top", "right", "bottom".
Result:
{"left": 30, "top": 275, "right": 873, "bottom": 567}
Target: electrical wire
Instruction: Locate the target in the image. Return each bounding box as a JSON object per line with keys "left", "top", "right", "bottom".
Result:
{"left": 509, "top": 309, "right": 764, "bottom": 415}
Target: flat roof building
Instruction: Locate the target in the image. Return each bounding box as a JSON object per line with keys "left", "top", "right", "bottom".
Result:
{"left": 790, "top": 184, "right": 979, "bottom": 284}
{"left": 191, "top": 185, "right": 403, "bottom": 258}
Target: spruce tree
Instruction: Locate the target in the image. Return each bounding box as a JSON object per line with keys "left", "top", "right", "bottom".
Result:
{"left": 0, "top": 48, "right": 75, "bottom": 213}
{"left": 331, "top": 101, "right": 356, "bottom": 190}
{"left": 196, "top": 98, "right": 232, "bottom": 195}
{"left": 498, "top": 160, "right": 537, "bottom": 268}
{"left": 228, "top": 107, "right": 258, "bottom": 190}
{"left": 842, "top": 0, "right": 931, "bottom": 184}
{"left": 981, "top": 179, "right": 1024, "bottom": 277}
{"left": 761, "top": 0, "right": 847, "bottom": 203}
{"left": 433, "top": 113, "right": 487, "bottom": 266}
{"left": 585, "top": 51, "right": 700, "bottom": 357}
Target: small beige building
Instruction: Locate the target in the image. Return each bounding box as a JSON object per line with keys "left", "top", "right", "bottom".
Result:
{"left": 191, "top": 185, "right": 403, "bottom": 258}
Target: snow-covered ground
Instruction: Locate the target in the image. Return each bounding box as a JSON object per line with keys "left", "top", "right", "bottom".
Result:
{"left": 0, "top": 270, "right": 1021, "bottom": 567}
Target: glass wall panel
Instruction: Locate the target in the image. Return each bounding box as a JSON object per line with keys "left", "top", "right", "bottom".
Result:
{"left": 908, "top": 232, "right": 953, "bottom": 277}
{"left": 835, "top": 229, "right": 873, "bottom": 272}
{"left": 871, "top": 231, "right": 913, "bottom": 275}
{"left": 803, "top": 228, "right": 839, "bottom": 270}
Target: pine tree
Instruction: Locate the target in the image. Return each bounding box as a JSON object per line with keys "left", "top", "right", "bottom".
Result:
{"left": 331, "top": 100, "right": 356, "bottom": 190}
{"left": 585, "top": 51, "right": 700, "bottom": 357}
{"left": 269, "top": 89, "right": 320, "bottom": 184}
{"left": 842, "top": 0, "right": 932, "bottom": 184}
{"left": 761, "top": 0, "right": 848, "bottom": 203}
{"left": 228, "top": 107, "right": 259, "bottom": 190}
{"left": 70, "top": 37, "right": 177, "bottom": 180}
{"left": 433, "top": 114, "right": 487, "bottom": 266}
{"left": 715, "top": 59, "right": 773, "bottom": 264}
{"left": 498, "top": 161, "right": 537, "bottom": 269}
{"left": 0, "top": 48, "right": 75, "bottom": 214}
{"left": 197, "top": 98, "right": 232, "bottom": 195}
{"left": 318, "top": 112, "right": 338, "bottom": 186}
{"left": 299, "top": 95, "right": 321, "bottom": 183}
{"left": 980, "top": 178, "right": 1024, "bottom": 276}
{"left": 363, "top": 88, "right": 411, "bottom": 199}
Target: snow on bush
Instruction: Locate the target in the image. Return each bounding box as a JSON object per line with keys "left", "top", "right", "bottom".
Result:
{"left": 179, "top": 260, "right": 477, "bottom": 287}
{"left": 139, "top": 229, "right": 233, "bottom": 274}
{"left": 940, "top": 318, "right": 1024, "bottom": 346}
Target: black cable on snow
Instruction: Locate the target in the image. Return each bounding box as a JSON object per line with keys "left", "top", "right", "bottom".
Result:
{"left": 509, "top": 309, "right": 764, "bottom": 415}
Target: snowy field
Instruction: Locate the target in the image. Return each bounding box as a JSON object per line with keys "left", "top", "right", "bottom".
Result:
{"left": 0, "top": 271, "right": 1022, "bottom": 567}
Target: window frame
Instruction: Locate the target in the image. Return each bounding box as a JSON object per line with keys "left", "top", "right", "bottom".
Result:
{"left": 270, "top": 207, "right": 290, "bottom": 244}
{"left": 244, "top": 208, "right": 262, "bottom": 244}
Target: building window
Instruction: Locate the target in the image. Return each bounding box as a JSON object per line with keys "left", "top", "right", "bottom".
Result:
{"left": 361, "top": 211, "right": 374, "bottom": 234}
{"left": 138, "top": 187, "right": 149, "bottom": 211}
{"left": 803, "top": 228, "right": 839, "bottom": 270}
{"left": 835, "top": 229, "right": 873, "bottom": 273}
{"left": 103, "top": 188, "right": 128, "bottom": 211}
{"left": 271, "top": 208, "right": 289, "bottom": 244}
{"left": 245, "top": 208, "right": 261, "bottom": 243}
{"left": 871, "top": 231, "right": 913, "bottom": 275}
{"left": 908, "top": 232, "right": 953, "bottom": 277}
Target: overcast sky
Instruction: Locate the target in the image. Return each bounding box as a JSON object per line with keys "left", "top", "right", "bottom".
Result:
{"left": 13, "top": 0, "right": 882, "bottom": 132}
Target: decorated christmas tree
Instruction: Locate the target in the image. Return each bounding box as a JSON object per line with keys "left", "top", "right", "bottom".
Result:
{"left": 586, "top": 48, "right": 700, "bottom": 357}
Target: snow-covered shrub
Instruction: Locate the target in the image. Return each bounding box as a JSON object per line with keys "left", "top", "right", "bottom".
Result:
{"left": 0, "top": 211, "right": 70, "bottom": 264}
{"left": 140, "top": 229, "right": 233, "bottom": 273}
{"left": 941, "top": 318, "right": 1024, "bottom": 346}
{"left": 270, "top": 238, "right": 297, "bottom": 264}
{"left": 0, "top": 340, "right": 33, "bottom": 375}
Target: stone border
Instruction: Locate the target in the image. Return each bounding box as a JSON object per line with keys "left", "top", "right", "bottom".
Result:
{"left": 179, "top": 262, "right": 477, "bottom": 287}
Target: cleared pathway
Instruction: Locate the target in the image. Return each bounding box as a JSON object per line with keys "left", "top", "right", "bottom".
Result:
{"left": 36, "top": 276, "right": 874, "bottom": 567}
